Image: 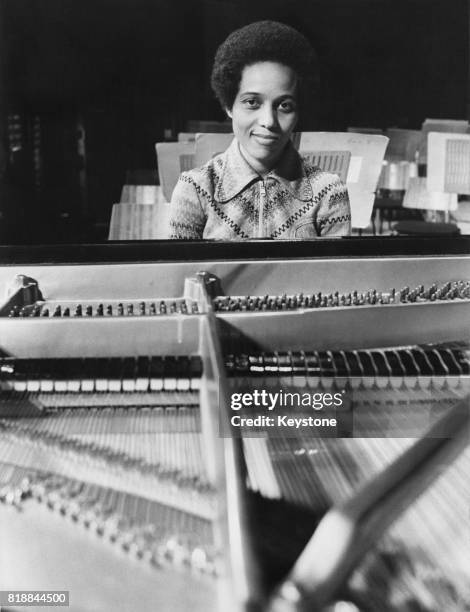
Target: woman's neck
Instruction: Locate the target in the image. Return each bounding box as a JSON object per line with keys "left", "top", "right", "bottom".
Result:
{"left": 237, "top": 142, "right": 284, "bottom": 177}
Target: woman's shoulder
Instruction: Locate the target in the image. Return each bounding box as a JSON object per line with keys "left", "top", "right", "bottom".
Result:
{"left": 299, "top": 155, "right": 348, "bottom": 193}
{"left": 178, "top": 149, "right": 228, "bottom": 193}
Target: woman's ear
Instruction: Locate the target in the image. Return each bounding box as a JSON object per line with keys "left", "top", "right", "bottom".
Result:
{"left": 226, "top": 108, "right": 233, "bottom": 119}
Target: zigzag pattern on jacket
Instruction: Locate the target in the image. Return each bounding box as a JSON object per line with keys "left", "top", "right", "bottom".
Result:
{"left": 270, "top": 184, "right": 331, "bottom": 238}
{"left": 169, "top": 220, "right": 205, "bottom": 238}
{"left": 317, "top": 214, "right": 352, "bottom": 230}
{"left": 178, "top": 174, "right": 251, "bottom": 239}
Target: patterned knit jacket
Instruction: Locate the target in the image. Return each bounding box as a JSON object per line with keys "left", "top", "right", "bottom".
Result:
{"left": 168, "top": 138, "right": 351, "bottom": 240}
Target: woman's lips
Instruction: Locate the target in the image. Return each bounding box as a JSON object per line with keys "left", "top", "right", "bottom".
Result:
{"left": 252, "top": 134, "right": 279, "bottom": 145}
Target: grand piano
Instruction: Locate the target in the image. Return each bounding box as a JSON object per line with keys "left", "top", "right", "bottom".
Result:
{"left": 0, "top": 236, "right": 468, "bottom": 612}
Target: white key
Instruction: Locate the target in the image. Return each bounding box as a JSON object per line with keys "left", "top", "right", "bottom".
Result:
{"left": 13, "top": 381, "right": 27, "bottom": 392}
{"left": 350, "top": 377, "right": 363, "bottom": 389}
{"left": 54, "top": 381, "right": 67, "bottom": 392}
{"left": 26, "top": 380, "right": 40, "bottom": 392}
{"left": 163, "top": 378, "right": 177, "bottom": 391}
{"left": 81, "top": 379, "right": 94, "bottom": 392}
{"left": 122, "top": 379, "right": 136, "bottom": 392}
{"left": 135, "top": 378, "right": 149, "bottom": 392}
{"left": 190, "top": 378, "right": 201, "bottom": 390}
{"left": 390, "top": 376, "right": 404, "bottom": 390}
{"left": 108, "top": 379, "right": 121, "bottom": 392}
{"left": 292, "top": 375, "right": 306, "bottom": 388}
{"left": 40, "top": 380, "right": 54, "bottom": 392}
{"left": 321, "top": 377, "right": 334, "bottom": 389}
{"left": 375, "top": 376, "right": 389, "bottom": 389}
{"left": 95, "top": 379, "right": 108, "bottom": 392}
{"left": 67, "top": 380, "right": 81, "bottom": 392}
{"left": 150, "top": 378, "right": 163, "bottom": 391}
{"left": 176, "top": 378, "right": 190, "bottom": 391}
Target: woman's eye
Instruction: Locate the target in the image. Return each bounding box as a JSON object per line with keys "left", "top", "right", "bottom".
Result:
{"left": 242, "top": 98, "right": 260, "bottom": 108}
{"left": 279, "top": 101, "right": 296, "bottom": 113}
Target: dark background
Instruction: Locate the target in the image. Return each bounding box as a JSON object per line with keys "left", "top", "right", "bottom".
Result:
{"left": 0, "top": 0, "right": 468, "bottom": 243}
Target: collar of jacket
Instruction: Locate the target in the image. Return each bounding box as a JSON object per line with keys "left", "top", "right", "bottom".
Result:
{"left": 214, "top": 138, "right": 314, "bottom": 203}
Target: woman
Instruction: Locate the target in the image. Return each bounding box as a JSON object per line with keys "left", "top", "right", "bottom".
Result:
{"left": 168, "top": 21, "right": 351, "bottom": 240}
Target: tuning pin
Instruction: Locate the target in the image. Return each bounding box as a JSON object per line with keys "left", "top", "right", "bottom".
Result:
{"left": 127, "top": 304, "right": 134, "bottom": 316}
{"left": 30, "top": 305, "right": 41, "bottom": 317}
{"left": 96, "top": 304, "right": 104, "bottom": 316}
{"left": 53, "top": 305, "right": 62, "bottom": 317}
{"left": 117, "top": 303, "right": 124, "bottom": 316}
{"left": 191, "top": 302, "right": 199, "bottom": 314}
{"left": 106, "top": 305, "right": 113, "bottom": 316}
{"left": 41, "top": 308, "right": 50, "bottom": 317}
{"left": 8, "top": 305, "right": 20, "bottom": 317}
{"left": 139, "top": 302, "right": 146, "bottom": 315}
{"left": 85, "top": 305, "right": 93, "bottom": 316}
{"left": 159, "top": 301, "right": 167, "bottom": 314}
{"left": 149, "top": 302, "right": 156, "bottom": 315}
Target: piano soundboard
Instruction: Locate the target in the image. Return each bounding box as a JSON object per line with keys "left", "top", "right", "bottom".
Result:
{"left": 0, "top": 239, "right": 468, "bottom": 612}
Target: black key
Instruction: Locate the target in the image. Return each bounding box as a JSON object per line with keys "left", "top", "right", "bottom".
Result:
{"left": 410, "top": 350, "right": 434, "bottom": 376}
{"left": 397, "top": 350, "right": 420, "bottom": 376}
{"left": 136, "top": 356, "right": 150, "bottom": 378}
{"left": 330, "top": 351, "right": 350, "bottom": 377}
{"left": 121, "top": 357, "right": 137, "bottom": 380}
{"left": 356, "top": 351, "right": 377, "bottom": 377}
{"left": 342, "top": 351, "right": 364, "bottom": 377}
{"left": 369, "top": 351, "right": 390, "bottom": 376}
{"left": 148, "top": 356, "right": 165, "bottom": 379}
{"left": 189, "top": 357, "right": 203, "bottom": 379}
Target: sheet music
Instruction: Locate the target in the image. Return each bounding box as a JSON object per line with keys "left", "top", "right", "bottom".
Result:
{"left": 403, "top": 177, "right": 458, "bottom": 212}
{"left": 427, "top": 132, "right": 470, "bottom": 195}
{"left": 297, "top": 132, "right": 389, "bottom": 228}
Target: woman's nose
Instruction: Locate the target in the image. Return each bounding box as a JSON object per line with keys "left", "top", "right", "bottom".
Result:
{"left": 258, "top": 105, "right": 278, "bottom": 130}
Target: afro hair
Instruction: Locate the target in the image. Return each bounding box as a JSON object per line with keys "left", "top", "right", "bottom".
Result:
{"left": 211, "top": 20, "right": 319, "bottom": 112}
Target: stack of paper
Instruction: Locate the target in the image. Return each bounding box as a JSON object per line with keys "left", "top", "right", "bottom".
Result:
{"left": 108, "top": 202, "right": 171, "bottom": 240}
{"left": 120, "top": 185, "right": 166, "bottom": 205}
{"left": 155, "top": 142, "right": 196, "bottom": 202}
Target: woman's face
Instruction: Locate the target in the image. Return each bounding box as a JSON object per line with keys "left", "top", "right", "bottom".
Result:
{"left": 227, "top": 61, "right": 298, "bottom": 174}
